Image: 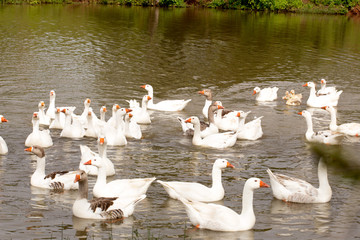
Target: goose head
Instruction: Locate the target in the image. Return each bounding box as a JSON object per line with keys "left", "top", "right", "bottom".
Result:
{"left": 141, "top": 84, "right": 153, "bottom": 93}
{"left": 84, "top": 98, "right": 91, "bottom": 108}
{"left": 38, "top": 101, "right": 46, "bottom": 110}
{"left": 0, "top": 115, "right": 8, "bottom": 123}
{"left": 49, "top": 90, "right": 56, "bottom": 99}
{"left": 100, "top": 106, "right": 107, "bottom": 114}
{"left": 83, "top": 156, "right": 103, "bottom": 168}
{"left": 253, "top": 87, "right": 261, "bottom": 95}
{"left": 117, "top": 108, "right": 132, "bottom": 118}
{"left": 25, "top": 146, "right": 45, "bottom": 158}
{"left": 321, "top": 78, "right": 326, "bottom": 85}
{"left": 245, "top": 177, "right": 269, "bottom": 190}
{"left": 32, "top": 112, "right": 40, "bottom": 121}
{"left": 198, "top": 89, "right": 213, "bottom": 100}
{"left": 302, "top": 82, "right": 315, "bottom": 88}
{"left": 74, "top": 170, "right": 87, "bottom": 183}
{"left": 214, "top": 159, "right": 235, "bottom": 169}
{"left": 112, "top": 104, "right": 120, "bottom": 113}
{"left": 185, "top": 116, "right": 200, "bottom": 125}
{"left": 297, "top": 110, "right": 311, "bottom": 118}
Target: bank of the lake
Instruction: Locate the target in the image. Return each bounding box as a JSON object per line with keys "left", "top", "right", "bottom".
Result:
{"left": 1, "top": 0, "right": 360, "bottom": 16}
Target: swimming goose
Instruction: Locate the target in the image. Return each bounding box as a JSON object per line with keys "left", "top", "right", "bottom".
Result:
{"left": 79, "top": 136, "right": 115, "bottom": 176}
{"left": 267, "top": 159, "right": 331, "bottom": 203}
{"left": 157, "top": 159, "right": 234, "bottom": 202}
{"left": 282, "top": 90, "right": 302, "bottom": 106}
{"left": 60, "top": 108, "right": 85, "bottom": 139}
{"left": 132, "top": 95, "right": 152, "bottom": 124}
{"left": 253, "top": 87, "right": 278, "bottom": 102}
{"left": 177, "top": 177, "right": 269, "bottom": 231}
{"left": 322, "top": 106, "right": 360, "bottom": 136}
{"left": 141, "top": 84, "right": 191, "bottom": 111}
{"left": 124, "top": 113, "right": 142, "bottom": 139}
{"left": 25, "top": 146, "right": 78, "bottom": 190}
{"left": 25, "top": 112, "right": 53, "bottom": 148}
{"left": 45, "top": 90, "right": 70, "bottom": 123}
{"left": 303, "top": 82, "right": 342, "bottom": 108}
{"left": 73, "top": 170, "right": 146, "bottom": 220}
{"left": 84, "top": 110, "right": 100, "bottom": 138}
{"left": 103, "top": 108, "right": 130, "bottom": 146}
{"left": 84, "top": 157, "right": 156, "bottom": 198}
{"left": 317, "top": 79, "right": 337, "bottom": 96}
{"left": 214, "top": 102, "right": 242, "bottom": 131}
{"left": 99, "top": 106, "right": 107, "bottom": 123}
{"left": 38, "top": 101, "right": 51, "bottom": 127}
{"left": 106, "top": 104, "right": 121, "bottom": 129}
{"left": 185, "top": 116, "right": 239, "bottom": 149}
{"left": 49, "top": 108, "right": 65, "bottom": 130}
{"left": 236, "top": 112, "right": 264, "bottom": 141}
{"left": 80, "top": 98, "right": 99, "bottom": 128}
{"left": 0, "top": 115, "right": 8, "bottom": 155}
{"left": 177, "top": 102, "right": 223, "bottom": 137}
{"left": 298, "top": 110, "right": 344, "bottom": 145}
{"left": 198, "top": 89, "right": 213, "bottom": 119}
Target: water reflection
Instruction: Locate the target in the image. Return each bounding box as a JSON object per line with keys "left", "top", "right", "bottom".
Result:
{"left": 186, "top": 228, "right": 254, "bottom": 240}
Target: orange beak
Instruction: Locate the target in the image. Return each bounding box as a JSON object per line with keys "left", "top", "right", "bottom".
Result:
{"left": 88, "top": 111, "right": 92, "bottom": 116}
{"left": 260, "top": 180, "right": 270, "bottom": 188}
{"left": 116, "top": 104, "right": 120, "bottom": 109}
{"left": 25, "top": 147, "right": 33, "bottom": 152}
{"left": 41, "top": 102, "right": 45, "bottom": 107}
{"left": 297, "top": 112, "right": 303, "bottom": 115}
{"left": 321, "top": 79, "right": 325, "bottom": 84}
{"left": 252, "top": 90, "right": 257, "bottom": 95}
{"left": 103, "top": 107, "right": 107, "bottom": 112}
{"left": 140, "top": 85, "right": 146, "bottom": 89}
{"left": 129, "top": 113, "right": 133, "bottom": 118}
{"left": 99, "top": 138, "right": 104, "bottom": 144}
{"left": 61, "top": 108, "right": 66, "bottom": 113}
{"left": 236, "top": 112, "right": 241, "bottom": 117}
{"left": 147, "top": 96, "right": 152, "bottom": 101}
{"left": 74, "top": 174, "right": 81, "bottom": 183}
{"left": 321, "top": 106, "right": 327, "bottom": 110}
{"left": 302, "top": 83, "right": 308, "bottom": 87}
{"left": 50, "top": 91, "right": 54, "bottom": 96}
{"left": 87, "top": 99, "right": 91, "bottom": 103}
{"left": 125, "top": 108, "right": 132, "bottom": 113}
{"left": 33, "top": 113, "right": 38, "bottom": 117}
{"left": 226, "top": 162, "right": 235, "bottom": 168}
{"left": 185, "top": 118, "right": 191, "bottom": 123}
{"left": 56, "top": 108, "right": 60, "bottom": 113}
{"left": 198, "top": 90, "right": 205, "bottom": 95}
{"left": 84, "top": 160, "right": 92, "bottom": 165}
{"left": 1, "top": 117, "right": 8, "bottom": 122}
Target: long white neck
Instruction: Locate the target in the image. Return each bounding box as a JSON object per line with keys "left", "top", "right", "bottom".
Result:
{"left": 34, "top": 156, "right": 46, "bottom": 178}
{"left": 328, "top": 109, "right": 338, "bottom": 131}
{"left": 216, "top": 109, "right": 223, "bottom": 121}
{"left": 147, "top": 89, "right": 154, "bottom": 105}
{"left": 33, "top": 119, "right": 40, "bottom": 132}
{"left": 211, "top": 166, "right": 223, "bottom": 191}
{"left": 94, "top": 164, "right": 107, "bottom": 187}
{"left": 192, "top": 121, "right": 203, "bottom": 145}
{"left": 317, "top": 160, "right": 332, "bottom": 202}
{"left": 240, "top": 184, "right": 255, "bottom": 218}
{"left": 304, "top": 114, "right": 315, "bottom": 139}
{"left": 98, "top": 144, "right": 107, "bottom": 159}
{"left": 64, "top": 114, "right": 72, "bottom": 128}
{"left": 309, "top": 85, "right": 317, "bottom": 98}
{"left": 100, "top": 111, "right": 106, "bottom": 122}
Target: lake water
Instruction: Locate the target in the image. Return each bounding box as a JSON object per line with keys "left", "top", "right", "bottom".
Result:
{"left": 0, "top": 5, "right": 360, "bottom": 239}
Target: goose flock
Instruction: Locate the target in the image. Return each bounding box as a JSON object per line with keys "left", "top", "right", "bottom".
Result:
{"left": 1, "top": 80, "right": 358, "bottom": 232}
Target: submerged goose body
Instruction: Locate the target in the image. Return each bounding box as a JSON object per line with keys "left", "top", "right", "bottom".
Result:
{"left": 49, "top": 108, "right": 65, "bottom": 129}
{"left": 132, "top": 95, "right": 152, "bottom": 124}
{"left": 177, "top": 178, "right": 269, "bottom": 231}
{"left": 141, "top": 84, "right": 191, "bottom": 111}
{"left": 84, "top": 157, "right": 156, "bottom": 198}
{"left": 322, "top": 106, "right": 360, "bottom": 136}
{"left": 185, "top": 116, "right": 239, "bottom": 149}
{"left": 60, "top": 108, "right": 85, "bottom": 139}
{"left": 267, "top": 159, "right": 331, "bottom": 203}
{"left": 25, "top": 112, "right": 53, "bottom": 148}
{"left": 25, "top": 146, "right": 78, "bottom": 190}
{"left": 103, "top": 108, "right": 129, "bottom": 146}
{"left": 124, "top": 113, "right": 142, "bottom": 139}
{"left": 303, "top": 82, "right": 342, "bottom": 108}
{"left": 298, "top": 110, "right": 344, "bottom": 145}
{"left": 157, "top": 159, "right": 234, "bottom": 202}
{"left": 0, "top": 115, "right": 8, "bottom": 155}
{"left": 237, "top": 113, "right": 264, "bottom": 141}
{"left": 73, "top": 170, "right": 146, "bottom": 220}
{"left": 253, "top": 87, "right": 278, "bottom": 102}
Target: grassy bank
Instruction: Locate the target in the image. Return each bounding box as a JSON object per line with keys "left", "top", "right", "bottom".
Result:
{"left": 1, "top": 0, "right": 359, "bottom": 15}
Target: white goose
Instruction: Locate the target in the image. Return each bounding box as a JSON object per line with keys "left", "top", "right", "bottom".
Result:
{"left": 99, "top": 106, "right": 107, "bottom": 123}
{"left": 157, "top": 159, "right": 234, "bottom": 202}
{"left": 132, "top": 95, "right": 152, "bottom": 124}
{"left": 73, "top": 170, "right": 146, "bottom": 220}
{"left": 298, "top": 110, "right": 344, "bottom": 145}
{"left": 267, "top": 159, "right": 331, "bottom": 203}
{"left": 60, "top": 108, "right": 85, "bottom": 139}
{"left": 80, "top": 98, "right": 99, "bottom": 127}
{"left": 322, "top": 106, "right": 360, "bottom": 137}
{"left": 253, "top": 87, "right": 278, "bottom": 102}
{"left": 141, "top": 84, "right": 191, "bottom": 111}
{"left": 237, "top": 112, "right": 264, "bottom": 141}
{"left": 38, "top": 101, "right": 51, "bottom": 127}
{"left": 177, "top": 102, "right": 223, "bottom": 137}
{"left": 25, "top": 112, "right": 53, "bottom": 148}
{"left": 106, "top": 104, "right": 121, "bottom": 129}
{"left": 214, "top": 102, "right": 242, "bottom": 131}
{"left": 124, "top": 113, "right": 142, "bottom": 139}
{"left": 45, "top": 90, "right": 69, "bottom": 123}
{"left": 0, "top": 115, "right": 8, "bottom": 155}
{"left": 84, "top": 110, "right": 100, "bottom": 138}
{"left": 25, "top": 146, "right": 78, "bottom": 190}
{"left": 103, "top": 108, "right": 129, "bottom": 146}
{"left": 303, "top": 82, "right": 342, "bottom": 108}
{"left": 185, "top": 116, "right": 239, "bottom": 149}
{"left": 177, "top": 177, "right": 269, "bottom": 231}
{"left": 317, "top": 79, "right": 337, "bottom": 96}
{"left": 49, "top": 108, "right": 65, "bottom": 129}
{"left": 79, "top": 136, "right": 115, "bottom": 176}
{"left": 198, "top": 89, "right": 213, "bottom": 119}
{"left": 84, "top": 156, "right": 156, "bottom": 198}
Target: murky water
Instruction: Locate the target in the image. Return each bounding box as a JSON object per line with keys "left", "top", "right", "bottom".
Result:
{"left": 0, "top": 5, "right": 360, "bottom": 239}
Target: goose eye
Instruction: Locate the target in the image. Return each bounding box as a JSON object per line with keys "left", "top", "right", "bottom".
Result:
{"left": 254, "top": 180, "right": 258, "bottom": 182}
